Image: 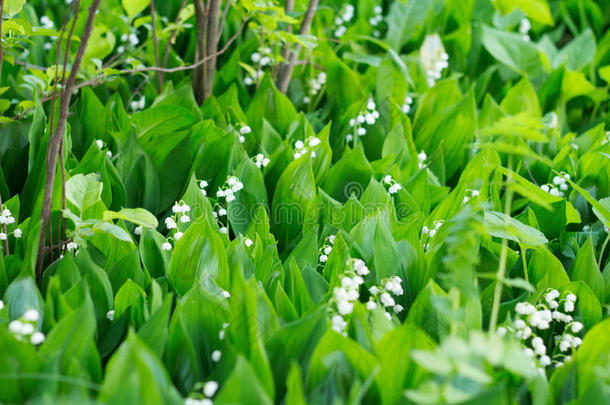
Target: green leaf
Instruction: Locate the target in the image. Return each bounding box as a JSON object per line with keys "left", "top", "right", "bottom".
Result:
{"left": 375, "top": 322, "right": 436, "bottom": 404}
{"left": 414, "top": 90, "right": 476, "bottom": 180}
{"left": 5, "top": 0, "right": 26, "bottom": 17}
{"left": 99, "top": 331, "right": 182, "bottom": 405}
{"left": 66, "top": 174, "right": 103, "bottom": 215}
{"left": 103, "top": 208, "right": 158, "bottom": 229}
{"left": 122, "top": 0, "right": 150, "bottom": 21}
{"left": 484, "top": 211, "right": 548, "bottom": 248}
{"left": 215, "top": 356, "right": 273, "bottom": 405}
{"left": 493, "top": 0, "right": 553, "bottom": 25}
{"left": 481, "top": 26, "right": 542, "bottom": 76}
{"left": 167, "top": 216, "right": 229, "bottom": 296}
{"left": 4, "top": 276, "right": 44, "bottom": 325}
{"left": 528, "top": 246, "right": 570, "bottom": 289}
{"left": 114, "top": 279, "right": 149, "bottom": 328}
{"left": 385, "top": 0, "right": 438, "bottom": 51}
{"left": 166, "top": 285, "right": 228, "bottom": 393}
{"left": 271, "top": 155, "right": 316, "bottom": 250}
{"left": 568, "top": 238, "right": 605, "bottom": 304}
{"left": 0, "top": 329, "right": 40, "bottom": 402}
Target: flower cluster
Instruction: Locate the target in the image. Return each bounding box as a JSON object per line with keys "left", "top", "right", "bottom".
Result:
{"left": 40, "top": 16, "right": 54, "bottom": 29}
{"left": 199, "top": 180, "right": 209, "bottom": 196}
{"left": 401, "top": 95, "right": 414, "bottom": 114}
{"left": 462, "top": 189, "right": 480, "bottom": 204}
{"left": 417, "top": 151, "right": 427, "bottom": 169}
{"left": 540, "top": 173, "right": 570, "bottom": 198}
{"left": 130, "top": 96, "right": 146, "bottom": 112}
{"left": 330, "top": 258, "right": 370, "bottom": 334}
{"left": 0, "top": 207, "right": 21, "bottom": 243}
{"left": 303, "top": 72, "right": 327, "bottom": 104}
{"left": 7, "top": 308, "right": 45, "bottom": 345}
{"left": 318, "top": 234, "right": 336, "bottom": 263}
{"left": 333, "top": 5, "right": 355, "bottom": 38}
{"left": 214, "top": 176, "right": 244, "bottom": 234}
{"left": 162, "top": 201, "right": 192, "bottom": 250}
{"left": 498, "top": 289, "right": 583, "bottom": 371}
{"left": 369, "top": 6, "right": 384, "bottom": 37}
{"left": 426, "top": 52, "right": 449, "bottom": 87}
{"left": 420, "top": 34, "right": 449, "bottom": 87}
{"left": 95, "top": 139, "right": 113, "bottom": 158}
{"left": 186, "top": 380, "right": 219, "bottom": 405}
{"left": 237, "top": 124, "right": 251, "bottom": 144}
{"left": 253, "top": 153, "right": 270, "bottom": 169}
{"left": 293, "top": 136, "right": 321, "bottom": 159}
{"left": 65, "top": 241, "right": 78, "bottom": 252}
{"left": 367, "top": 275, "right": 404, "bottom": 319}
{"left": 421, "top": 220, "right": 443, "bottom": 250}
{"left": 519, "top": 18, "right": 531, "bottom": 41}
{"left": 383, "top": 175, "right": 402, "bottom": 195}
{"left": 117, "top": 31, "right": 140, "bottom": 54}
{"left": 215, "top": 176, "right": 244, "bottom": 203}
{"left": 347, "top": 97, "right": 379, "bottom": 143}
{"left": 601, "top": 130, "right": 610, "bottom": 145}
{"left": 244, "top": 47, "right": 273, "bottom": 86}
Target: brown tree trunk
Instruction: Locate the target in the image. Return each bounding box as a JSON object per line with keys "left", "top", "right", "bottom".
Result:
{"left": 193, "top": 0, "right": 222, "bottom": 104}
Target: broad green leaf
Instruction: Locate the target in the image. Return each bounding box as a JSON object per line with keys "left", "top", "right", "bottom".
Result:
{"left": 99, "top": 331, "right": 182, "bottom": 405}
{"left": 484, "top": 211, "right": 548, "bottom": 248}
{"left": 5, "top": 0, "right": 26, "bottom": 17}
{"left": 493, "top": 0, "right": 553, "bottom": 25}
{"left": 167, "top": 216, "right": 229, "bottom": 295}
{"left": 568, "top": 238, "right": 605, "bottom": 303}
{"left": 481, "top": 26, "right": 542, "bottom": 76}
{"left": 122, "top": 0, "right": 150, "bottom": 21}
{"left": 528, "top": 246, "right": 569, "bottom": 289}
{"left": 271, "top": 155, "right": 316, "bottom": 250}
{"left": 103, "top": 208, "right": 158, "bottom": 229}
{"left": 215, "top": 356, "right": 273, "bottom": 405}
{"left": 66, "top": 173, "right": 103, "bottom": 214}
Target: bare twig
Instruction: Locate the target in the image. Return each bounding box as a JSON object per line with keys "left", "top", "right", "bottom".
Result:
{"left": 280, "top": 0, "right": 295, "bottom": 61}
{"left": 13, "top": 60, "right": 48, "bottom": 71}
{"left": 36, "top": 0, "right": 101, "bottom": 282}
{"left": 16, "top": 19, "right": 247, "bottom": 121}
{"left": 160, "top": 0, "right": 188, "bottom": 84}
{"left": 218, "top": 0, "right": 232, "bottom": 38}
{"left": 149, "top": 0, "right": 162, "bottom": 92}
{"left": 124, "top": 17, "right": 246, "bottom": 75}
{"left": 276, "top": 0, "right": 319, "bottom": 93}
{"left": 59, "top": 4, "right": 80, "bottom": 100}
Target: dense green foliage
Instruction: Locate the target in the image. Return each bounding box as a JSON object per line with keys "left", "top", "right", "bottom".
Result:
{"left": 1, "top": 0, "right": 610, "bottom": 404}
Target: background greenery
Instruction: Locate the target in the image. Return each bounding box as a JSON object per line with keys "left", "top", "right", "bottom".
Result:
{"left": 1, "top": 0, "right": 610, "bottom": 403}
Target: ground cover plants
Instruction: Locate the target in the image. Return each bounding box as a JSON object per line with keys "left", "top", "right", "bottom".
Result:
{"left": 1, "top": 0, "right": 610, "bottom": 403}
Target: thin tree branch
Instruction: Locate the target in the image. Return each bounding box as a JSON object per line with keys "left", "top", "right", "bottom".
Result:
{"left": 149, "top": 0, "right": 163, "bottom": 92}
{"left": 160, "top": 0, "right": 188, "bottom": 84}
{"left": 17, "top": 19, "right": 247, "bottom": 120}
{"left": 36, "top": 0, "right": 101, "bottom": 282}
{"left": 217, "top": 0, "right": 231, "bottom": 38}
{"left": 280, "top": 0, "right": 295, "bottom": 61}
{"left": 59, "top": 3, "right": 80, "bottom": 101}
{"left": 276, "top": 0, "right": 319, "bottom": 93}
{"left": 48, "top": 2, "right": 76, "bottom": 176}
